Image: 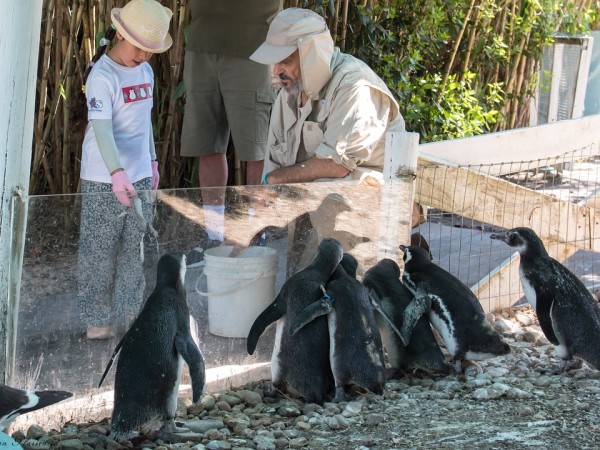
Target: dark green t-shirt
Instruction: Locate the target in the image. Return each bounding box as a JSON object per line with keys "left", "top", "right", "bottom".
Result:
{"left": 187, "top": 0, "right": 281, "bottom": 57}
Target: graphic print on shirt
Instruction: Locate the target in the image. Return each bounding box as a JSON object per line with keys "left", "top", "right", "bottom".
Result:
{"left": 122, "top": 83, "right": 152, "bottom": 104}
{"left": 88, "top": 97, "right": 104, "bottom": 112}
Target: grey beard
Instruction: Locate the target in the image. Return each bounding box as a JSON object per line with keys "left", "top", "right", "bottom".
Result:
{"left": 284, "top": 79, "right": 304, "bottom": 110}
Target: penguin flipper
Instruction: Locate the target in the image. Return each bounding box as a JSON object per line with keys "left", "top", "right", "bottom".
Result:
{"left": 536, "top": 297, "right": 560, "bottom": 345}
{"left": 98, "top": 334, "right": 126, "bottom": 388}
{"left": 289, "top": 298, "right": 334, "bottom": 336}
{"left": 400, "top": 290, "right": 432, "bottom": 345}
{"left": 175, "top": 332, "right": 206, "bottom": 403}
{"left": 247, "top": 297, "right": 286, "bottom": 355}
{"left": 368, "top": 292, "right": 407, "bottom": 346}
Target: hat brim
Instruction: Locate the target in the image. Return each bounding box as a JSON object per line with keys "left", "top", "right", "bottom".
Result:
{"left": 111, "top": 8, "right": 172, "bottom": 54}
{"left": 249, "top": 42, "right": 297, "bottom": 65}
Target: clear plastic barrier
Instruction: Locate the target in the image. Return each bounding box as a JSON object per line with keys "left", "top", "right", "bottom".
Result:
{"left": 9, "top": 179, "right": 414, "bottom": 429}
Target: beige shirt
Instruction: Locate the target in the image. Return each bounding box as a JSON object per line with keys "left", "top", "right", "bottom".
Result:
{"left": 263, "top": 49, "right": 405, "bottom": 176}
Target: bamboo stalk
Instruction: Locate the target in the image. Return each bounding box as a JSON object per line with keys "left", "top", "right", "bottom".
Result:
{"left": 331, "top": 0, "right": 340, "bottom": 43}
{"left": 460, "top": 7, "right": 479, "bottom": 78}
{"left": 30, "top": 0, "right": 56, "bottom": 193}
{"left": 340, "top": 0, "right": 349, "bottom": 52}
{"left": 441, "top": 0, "right": 478, "bottom": 88}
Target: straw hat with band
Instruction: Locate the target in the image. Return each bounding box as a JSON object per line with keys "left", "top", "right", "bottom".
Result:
{"left": 111, "top": 0, "right": 173, "bottom": 54}
{"left": 249, "top": 8, "right": 329, "bottom": 65}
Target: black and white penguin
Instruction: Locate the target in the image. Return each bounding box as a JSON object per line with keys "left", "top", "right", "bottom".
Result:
{"left": 0, "top": 384, "right": 72, "bottom": 431}
{"left": 246, "top": 238, "right": 342, "bottom": 404}
{"left": 400, "top": 245, "right": 510, "bottom": 372}
{"left": 99, "top": 253, "right": 205, "bottom": 440}
{"left": 290, "top": 254, "right": 386, "bottom": 401}
{"left": 490, "top": 227, "right": 600, "bottom": 371}
{"left": 362, "top": 258, "right": 451, "bottom": 376}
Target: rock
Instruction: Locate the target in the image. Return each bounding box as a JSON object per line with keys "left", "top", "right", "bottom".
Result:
{"left": 206, "top": 441, "right": 232, "bottom": 450}
{"left": 364, "top": 414, "right": 386, "bottom": 426}
{"left": 201, "top": 395, "right": 217, "bottom": 410}
{"left": 277, "top": 405, "right": 301, "bottom": 417}
{"left": 26, "top": 425, "right": 46, "bottom": 440}
{"left": 56, "top": 439, "right": 84, "bottom": 450}
{"left": 235, "top": 389, "right": 263, "bottom": 406}
{"left": 223, "top": 417, "right": 250, "bottom": 433}
{"left": 342, "top": 401, "right": 363, "bottom": 417}
{"left": 216, "top": 400, "right": 233, "bottom": 412}
{"left": 177, "top": 397, "right": 192, "bottom": 417}
{"left": 216, "top": 393, "right": 242, "bottom": 407}
{"left": 253, "top": 434, "right": 276, "bottom": 450}
{"left": 288, "top": 437, "right": 309, "bottom": 448}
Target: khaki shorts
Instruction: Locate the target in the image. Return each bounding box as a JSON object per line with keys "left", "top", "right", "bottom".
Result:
{"left": 181, "top": 51, "right": 277, "bottom": 161}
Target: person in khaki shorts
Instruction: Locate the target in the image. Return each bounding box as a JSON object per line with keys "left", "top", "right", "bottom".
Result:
{"left": 181, "top": 0, "right": 281, "bottom": 266}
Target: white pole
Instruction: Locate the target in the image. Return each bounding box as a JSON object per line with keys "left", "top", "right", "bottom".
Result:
{"left": 377, "top": 131, "right": 420, "bottom": 261}
{"left": 0, "top": 0, "right": 43, "bottom": 383}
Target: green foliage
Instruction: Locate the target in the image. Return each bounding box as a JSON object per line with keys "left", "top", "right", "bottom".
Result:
{"left": 316, "top": 0, "right": 598, "bottom": 142}
{"left": 397, "top": 72, "right": 502, "bottom": 141}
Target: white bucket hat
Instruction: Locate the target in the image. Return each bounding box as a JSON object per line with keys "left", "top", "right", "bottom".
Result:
{"left": 250, "top": 8, "right": 329, "bottom": 65}
{"left": 111, "top": 0, "right": 173, "bottom": 53}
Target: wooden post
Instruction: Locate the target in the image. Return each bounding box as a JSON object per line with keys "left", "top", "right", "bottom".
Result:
{"left": 0, "top": 1, "right": 43, "bottom": 383}
{"left": 377, "top": 131, "right": 420, "bottom": 260}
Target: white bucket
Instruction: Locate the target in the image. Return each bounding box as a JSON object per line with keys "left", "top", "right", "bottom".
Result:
{"left": 199, "top": 246, "right": 278, "bottom": 338}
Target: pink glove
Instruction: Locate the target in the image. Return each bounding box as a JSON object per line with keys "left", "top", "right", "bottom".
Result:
{"left": 151, "top": 160, "right": 160, "bottom": 190}
{"left": 111, "top": 170, "right": 136, "bottom": 207}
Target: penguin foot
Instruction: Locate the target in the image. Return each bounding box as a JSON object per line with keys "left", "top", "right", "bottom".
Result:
{"left": 538, "top": 358, "right": 582, "bottom": 375}
{"left": 463, "top": 361, "right": 485, "bottom": 376}
{"left": 110, "top": 430, "right": 139, "bottom": 443}
{"left": 333, "top": 386, "right": 348, "bottom": 403}
{"left": 262, "top": 382, "right": 286, "bottom": 400}
{"left": 161, "top": 418, "right": 189, "bottom": 434}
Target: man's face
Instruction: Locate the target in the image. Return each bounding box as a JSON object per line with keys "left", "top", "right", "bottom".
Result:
{"left": 273, "top": 50, "right": 302, "bottom": 94}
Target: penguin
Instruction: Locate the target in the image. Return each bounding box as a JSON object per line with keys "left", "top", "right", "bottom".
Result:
{"left": 362, "top": 258, "right": 451, "bottom": 376}
{"left": 99, "top": 253, "right": 205, "bottom": 440}
{"left": 246, "top": 238, "right": 342, "bottom": 404}
{"left": 490, "top": 227, "right": 600, "bottom": 372}
{"left": 400, "top": 245, "right": 510, "bottom": 372}
{"left": 0, "top": 384, "right": 72, "bottom": 431}
{"left": 290, "top": 254, "right": 387, "bottom": 402}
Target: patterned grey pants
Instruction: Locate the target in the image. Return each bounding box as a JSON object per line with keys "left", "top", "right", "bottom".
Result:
{"left": 77, "top": 178, "right": 153, "bottom": 327}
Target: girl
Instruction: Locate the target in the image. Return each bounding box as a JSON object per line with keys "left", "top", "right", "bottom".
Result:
{"left": 78, "top": 0, "right": 172, "bottom": 339}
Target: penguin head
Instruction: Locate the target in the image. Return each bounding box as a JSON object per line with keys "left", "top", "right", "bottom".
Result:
{"left": 490, "top": 227, "right": 547, "bottom": 257}
{"left": 373, "top": 258, "right": 401, "bottom": 279}
{"left": 339, "top": 253, "right": 359, "bottom": 278}
{"left": 156, "top": 253, "right": 187, "bottom": 288}
{"left": 399, "top": 245, "right": 431, "bottom": 272}
{"left": 312, "top": 237, "right": 344, "bottom": 271}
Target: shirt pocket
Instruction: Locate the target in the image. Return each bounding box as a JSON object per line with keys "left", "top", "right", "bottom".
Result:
{"left": 269, "top": 140, "right": 295, "bottom": 167}
{"left": 302, "top": 121, "right": 324, "bottom": 156}
{"left": 255, "top": 86, "right": 279, "bottom": 144}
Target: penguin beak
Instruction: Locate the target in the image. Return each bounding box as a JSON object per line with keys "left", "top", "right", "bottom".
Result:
{"left": 490, "top": 232, "right": 508, "bottom": 243}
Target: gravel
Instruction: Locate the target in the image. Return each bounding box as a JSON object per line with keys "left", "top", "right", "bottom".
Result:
{"left": 8, "top": 305, "right": 600, "bottom": 449}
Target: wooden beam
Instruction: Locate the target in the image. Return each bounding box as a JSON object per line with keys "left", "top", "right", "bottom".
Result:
{"left": 415, "top": 162, "right": 600, "bottom": 250}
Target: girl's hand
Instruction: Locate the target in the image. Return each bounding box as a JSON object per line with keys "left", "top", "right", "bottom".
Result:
{"left": 111, "top": 170, "right": 137, "bottom": 206}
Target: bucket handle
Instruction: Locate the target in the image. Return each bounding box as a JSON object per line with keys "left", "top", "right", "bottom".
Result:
{"left": 194, "top": 266, "right": 266, "bottom": 297}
